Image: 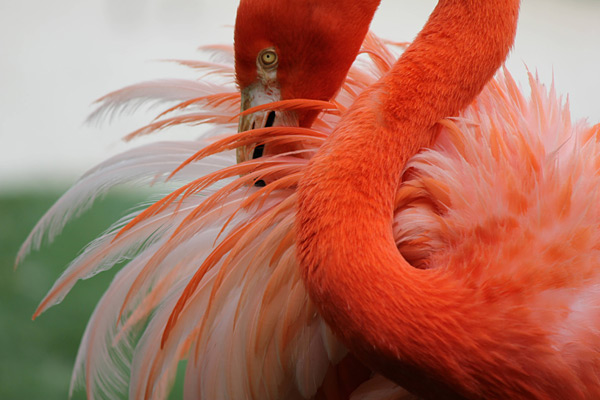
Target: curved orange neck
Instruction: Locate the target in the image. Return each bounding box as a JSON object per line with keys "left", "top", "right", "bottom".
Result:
{"left": 297, "top": 1, "right": 581, "bottom": 398}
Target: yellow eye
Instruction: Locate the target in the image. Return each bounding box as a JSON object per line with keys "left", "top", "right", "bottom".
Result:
{"left": 259, "top": 49, "right": 278, "bottom": 67}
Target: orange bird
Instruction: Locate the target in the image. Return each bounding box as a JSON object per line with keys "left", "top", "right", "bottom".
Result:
{"left": 18, "top": 0, "right": 600, "bottom": 399}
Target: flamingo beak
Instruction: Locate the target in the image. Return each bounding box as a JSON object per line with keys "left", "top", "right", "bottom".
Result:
{"left": 236, "top": 85, "right": 277, "bottom": 164}
{"left": 236, "top": 84, "right": 298, "bottom": 164}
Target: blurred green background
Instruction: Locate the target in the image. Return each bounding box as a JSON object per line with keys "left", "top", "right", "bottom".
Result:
{"left": 0, "top": 189, "right": 186, "bottom": 399}
{"left": 1, "top": 190, "right": 123, "bottom": 399}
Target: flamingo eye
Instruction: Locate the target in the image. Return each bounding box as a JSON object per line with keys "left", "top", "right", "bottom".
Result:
{"left": 259, "top": 49, "right": 278, "bottom": 68}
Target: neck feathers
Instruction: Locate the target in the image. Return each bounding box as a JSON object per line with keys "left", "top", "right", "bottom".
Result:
{"left": 294, "top": 1, "right": 583, "bottom": 398}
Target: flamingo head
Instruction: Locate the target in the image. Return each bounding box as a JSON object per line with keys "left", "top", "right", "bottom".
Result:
{"left": 234, "top": 0, "right": 378, "bottom": 163}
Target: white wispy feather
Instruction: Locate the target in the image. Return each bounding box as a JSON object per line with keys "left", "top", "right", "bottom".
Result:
{"left": 86, "top": 79, "right": 235, "bottom": 125}
{"left": 16, "top": 141, "right": 232, "bottom": 265}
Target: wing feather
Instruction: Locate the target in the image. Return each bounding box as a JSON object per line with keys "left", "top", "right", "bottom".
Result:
{"left": 22, "top": 33, "right": 417, "bottom": 399}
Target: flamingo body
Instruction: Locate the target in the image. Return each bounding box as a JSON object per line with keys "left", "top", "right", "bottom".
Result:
{"left": 20, "top": 33, "right": 413, "bottom": 400}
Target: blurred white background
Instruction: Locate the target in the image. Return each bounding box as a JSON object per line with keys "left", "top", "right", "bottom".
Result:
{"left": 1, "top": 0, "right": 599, "bottom": 190}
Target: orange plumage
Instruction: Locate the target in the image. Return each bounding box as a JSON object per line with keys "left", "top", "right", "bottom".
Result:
{"left": 18, "top": 0, "right": 600, "bottom": 399}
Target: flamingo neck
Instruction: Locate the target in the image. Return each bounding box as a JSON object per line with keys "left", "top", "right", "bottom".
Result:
{"left": 296, "top": 1, "right": 578, "bottom": 398}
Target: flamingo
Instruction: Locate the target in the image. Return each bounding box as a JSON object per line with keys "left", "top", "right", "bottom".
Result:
{"left": 17, "top": 0, "right": 600, "bottom": 399}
